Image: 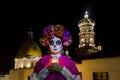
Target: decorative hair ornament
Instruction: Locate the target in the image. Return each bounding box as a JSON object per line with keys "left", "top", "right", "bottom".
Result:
{"left": 39, "top": 24, "right": 72, "bottom": 47}
{"left": 39, "top": 37, "right": 49, "bottom": 46}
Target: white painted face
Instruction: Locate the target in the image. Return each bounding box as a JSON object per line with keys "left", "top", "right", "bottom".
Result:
{"left": 49, "top": 36, "right": 63, "bottom": 55}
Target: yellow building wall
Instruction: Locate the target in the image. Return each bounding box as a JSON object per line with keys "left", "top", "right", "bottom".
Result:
{"left": 9, "top": 68, "right": 33, "bottom": 80}
{"left": 76, "top": 56, "right": 120, "bottom": 80}
{"left": 9, "top": 56, "right": 120, "bottom": 80}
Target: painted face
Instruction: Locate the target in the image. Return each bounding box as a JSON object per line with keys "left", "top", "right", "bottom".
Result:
{"left": 49, "top": 36, "right": 63, "bottom": 55}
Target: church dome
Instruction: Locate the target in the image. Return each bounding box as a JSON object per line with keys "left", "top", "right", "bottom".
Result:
{"left": 16, "top": 27, "right": 42, "bottom": 58}
{"left": 16, "top": 39, "right": 42, "bottom": 58}
{"left": 78, "top": 11, "right": 95, "bottom": 27}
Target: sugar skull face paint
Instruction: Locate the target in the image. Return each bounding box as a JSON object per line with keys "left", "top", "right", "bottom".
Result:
{"left": 49, "top": 36, "right": 63, "bottom": 54}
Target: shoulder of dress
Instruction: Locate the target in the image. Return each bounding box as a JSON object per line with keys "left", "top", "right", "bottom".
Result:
{"left": 37, "top": 55, "right": 50, "bottom": 62}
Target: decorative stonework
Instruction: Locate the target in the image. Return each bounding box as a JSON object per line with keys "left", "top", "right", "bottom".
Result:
{"left": 14, "top": 57, "right": 41, "bottom": 69}
{"left": 77, "top": 11, "right": 102, "bottom": 57}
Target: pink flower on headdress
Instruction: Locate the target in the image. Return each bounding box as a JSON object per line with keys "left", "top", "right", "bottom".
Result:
{"left": 42, "top": 25, "right": 55, "bottom": 39}
{"left": 62, "top": 30, "right": 72, "bottom": 46}
{"left": 63, "top": 39, "right": 72, "bottom": 47}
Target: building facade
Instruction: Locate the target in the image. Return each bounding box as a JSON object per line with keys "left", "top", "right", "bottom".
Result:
{"left": 77, "top": 11, "right": 102, "bottom": 57}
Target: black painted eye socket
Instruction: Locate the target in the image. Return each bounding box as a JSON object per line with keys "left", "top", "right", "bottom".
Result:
{"left": 56, "top": 40, "right": 62, "bottom": 45}
{"left": 50, "top": 40, "right": 54, "bottom": 45}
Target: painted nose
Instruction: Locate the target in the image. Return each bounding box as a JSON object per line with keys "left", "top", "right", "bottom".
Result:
{"left": 54, "top": 45, "right": 56, "bottom": 48}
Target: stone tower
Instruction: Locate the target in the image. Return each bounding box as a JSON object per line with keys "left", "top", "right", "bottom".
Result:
{"left": 77, "top": 11, "right": 102, "bottom": 57}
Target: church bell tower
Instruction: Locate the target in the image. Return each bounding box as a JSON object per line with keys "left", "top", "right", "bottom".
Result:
{"left": 77, "top": 11, "right": 102, "bottom": 56}
{"left": 78, "top": 11, "right": 95, "bottom": 48}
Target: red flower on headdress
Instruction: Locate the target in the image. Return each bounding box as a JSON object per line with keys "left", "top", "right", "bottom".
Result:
{"left": 39, "top": 37, "right": 49, "bottom": 46}
{"left": 54, "top": 24, "right": 64, "bottom": 37}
